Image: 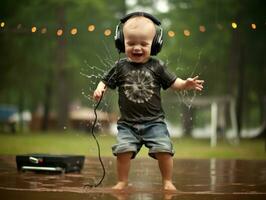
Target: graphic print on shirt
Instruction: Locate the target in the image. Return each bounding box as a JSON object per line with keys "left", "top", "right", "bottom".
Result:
{"left": 123, "top": 70, "right": 155, "bottom": 103}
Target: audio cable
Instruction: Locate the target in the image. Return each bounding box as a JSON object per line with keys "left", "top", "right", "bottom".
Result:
{"left": 83, "top": 92, "right": 105, "bottom": 188}
{"left": 83, "top": 54, "right": 120, "bottom": 188}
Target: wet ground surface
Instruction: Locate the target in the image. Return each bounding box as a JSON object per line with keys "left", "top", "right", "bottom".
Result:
{"left": 0, "top": 156, "right": 266, "bottom": 200}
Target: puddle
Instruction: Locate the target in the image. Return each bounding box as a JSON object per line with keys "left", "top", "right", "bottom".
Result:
{"left": 0, "top": 156, "right": 266, "bottom": 199}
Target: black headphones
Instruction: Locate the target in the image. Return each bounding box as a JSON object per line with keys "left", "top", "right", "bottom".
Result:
{"left": 114, "top": 12, "right": 163, "bottom": 56}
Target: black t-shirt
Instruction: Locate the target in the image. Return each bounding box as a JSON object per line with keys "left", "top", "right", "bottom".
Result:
{"left": 102, "top": 57, "right": 177, "bottom": 123}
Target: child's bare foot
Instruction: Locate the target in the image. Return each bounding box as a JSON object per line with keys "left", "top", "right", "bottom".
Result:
{"left": 163, "top": 180, "right": 177, "bottom": 191}
{"left": 112, "top": 181, "right": 128, "bottom": 190}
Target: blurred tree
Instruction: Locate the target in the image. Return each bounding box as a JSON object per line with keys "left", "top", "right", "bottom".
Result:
{"left": 169, "top": 0, "right": 265, "bottom": 136}
{"left": 0, "top": 0, "right": 125, "bottom": 131}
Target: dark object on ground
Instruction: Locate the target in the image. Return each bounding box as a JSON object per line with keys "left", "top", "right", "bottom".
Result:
{"left": 16, "top": 154, "right": 85, "bottom": 173}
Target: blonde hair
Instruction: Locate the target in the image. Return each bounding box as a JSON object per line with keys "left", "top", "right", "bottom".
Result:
{"left": 123, "top": 16, "right": 156, "bottom": 33}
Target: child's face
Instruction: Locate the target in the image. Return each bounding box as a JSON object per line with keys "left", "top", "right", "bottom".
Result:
{"left": 123, "top": 17, "right": 156, "bottom": 63}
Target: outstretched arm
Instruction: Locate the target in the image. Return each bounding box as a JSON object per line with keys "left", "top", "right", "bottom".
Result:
{"left": 93, "top": 81, "right": 107, "bottom": 101}
{"left": 170, "top": 76, "right": 204, "bottom": 91}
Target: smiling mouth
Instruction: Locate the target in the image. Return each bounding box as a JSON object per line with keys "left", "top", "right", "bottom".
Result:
{"left": 132, "top": 52, "right": 143, "bottom": 57}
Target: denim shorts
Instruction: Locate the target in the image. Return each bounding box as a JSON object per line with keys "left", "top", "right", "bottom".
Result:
{"left": 112, "top": 120, "right": 175, "bottom": 159}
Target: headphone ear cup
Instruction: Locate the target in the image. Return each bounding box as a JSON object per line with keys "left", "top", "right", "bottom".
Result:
{"left": 151, "top": 28, "right": 163, "bottom": 56}
{"left": 115, "top": 25, "right": 125, "bottom": 53}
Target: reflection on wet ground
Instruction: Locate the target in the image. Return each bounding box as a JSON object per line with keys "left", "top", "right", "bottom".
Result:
{"left": 0, "top": 156, "right": 266, "bottom": 199}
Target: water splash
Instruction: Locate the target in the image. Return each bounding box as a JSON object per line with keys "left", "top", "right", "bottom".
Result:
{"left": 172, "top": 49, "right": 204, "bottom": 109}
{"left": 190, "top": 49, "right": 203, "bottom": 78}
{"left": 80, "top": 41, "right": 117, "bottom": 159}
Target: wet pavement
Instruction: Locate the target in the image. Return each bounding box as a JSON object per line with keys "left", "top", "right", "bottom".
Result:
{"left": 0, "top": 156, "right": 266, "bottom": 200}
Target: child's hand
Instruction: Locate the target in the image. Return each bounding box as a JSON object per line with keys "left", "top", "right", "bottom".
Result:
{"left": 184, "top": 76, "right": 204, "bottom": 91}
{"left": 93, "top": 81, "right": 107, "bottom": 101}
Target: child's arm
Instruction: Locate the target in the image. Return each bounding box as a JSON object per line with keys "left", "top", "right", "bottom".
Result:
{"left": 93, "top": 81, "right": 107, "bottom": 101}
{"left": 170, "top": 76, "right": 204, "bottom": 91}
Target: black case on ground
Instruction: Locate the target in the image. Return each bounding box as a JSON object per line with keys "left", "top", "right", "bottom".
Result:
{"left": 16, "top": 154, "right": 85, "bottom": 173}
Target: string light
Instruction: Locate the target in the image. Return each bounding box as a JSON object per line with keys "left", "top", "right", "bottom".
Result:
{"left": 88, "top": 25, "right": 95, "bottom": 32}
{"left": 31, "top": 26, "right": 37, "bottom": 33}
{"left": 251, "top": 23, "right": 256, "bottom": 29}
{"left": 57, "top": 29, "right": 63, "bottom": 36}
{"left": 231, "top": 22, "right": 237, "bottom": 29}
{"left": 104, "top": 29, "right": 111, "bottom": 36}
{"left": 70, "top": 28, "right": 78, "bottom": 35}
{"left": 168, "top": 30, "right": 175, "bottom": 37}
{"left": 41, "top": 27, "right": 47, "bottom": 34}
{"left": 1, "top": 19, "right": 261, "bottom": 37}
{"left": 184, "top": 29, "right": 190, "bottom": 37}
{"left": 199, "top": 25, "right": 206, "bottom": 32}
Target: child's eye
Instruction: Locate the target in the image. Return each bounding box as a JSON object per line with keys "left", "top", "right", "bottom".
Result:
{"left": 127, "top": 42, "right": 135, "bottom": 46}
{"left": 141, "top": 42, "right": 149, "bottom": 47}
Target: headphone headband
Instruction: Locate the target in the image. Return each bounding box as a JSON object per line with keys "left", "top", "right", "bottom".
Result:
{"left": 120, "top": 12, "right": 161, "bottom": 26}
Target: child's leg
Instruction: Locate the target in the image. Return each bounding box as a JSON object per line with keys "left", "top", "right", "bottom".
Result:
{"left": 112, "top": 152, "right": 133, "bottom": 190}
{"left": 155, "top": 152, "right": 177, "bottom": 191}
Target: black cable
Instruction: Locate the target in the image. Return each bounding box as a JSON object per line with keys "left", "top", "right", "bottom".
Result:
{"left": 84, "top": 53, "right": 121, "bottom": 188}
{"left": 84, "top": 93, "right": 105, "bottom": 188}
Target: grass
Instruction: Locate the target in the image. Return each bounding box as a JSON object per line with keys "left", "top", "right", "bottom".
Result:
{"left": 0, "top": 131, "right": 265, "bottom": 160}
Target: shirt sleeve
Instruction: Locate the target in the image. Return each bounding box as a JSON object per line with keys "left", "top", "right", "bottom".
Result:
{"left": 102, "top": 64, "right": 118, "bottom": 89}
{"left": 158, "top": 60, "right": 177, "bottom": 90}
